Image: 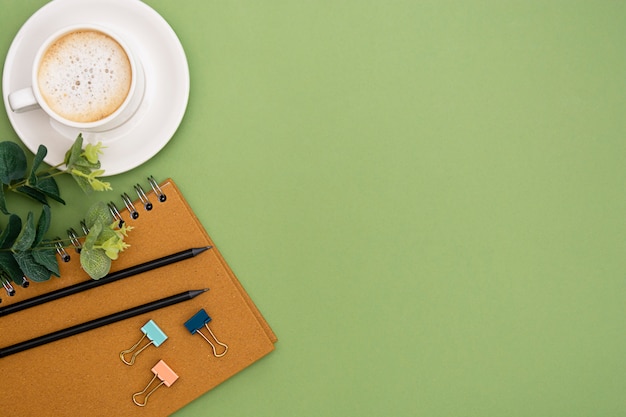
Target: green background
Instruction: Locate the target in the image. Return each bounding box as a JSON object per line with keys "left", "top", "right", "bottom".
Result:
{"left": 1, "top": 1, "right": 625, "bottom": 416}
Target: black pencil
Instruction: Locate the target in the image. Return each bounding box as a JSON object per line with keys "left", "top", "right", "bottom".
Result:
{"left": 0, "top": 289, "right": 208, "bottom": 358}
{"left": 0, "top": 246, "right": 211, "bottom": 317}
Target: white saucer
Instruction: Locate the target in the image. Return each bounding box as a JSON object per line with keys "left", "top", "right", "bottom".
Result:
{"left": 2, "top": 0, "right": 189, "bottom": 176}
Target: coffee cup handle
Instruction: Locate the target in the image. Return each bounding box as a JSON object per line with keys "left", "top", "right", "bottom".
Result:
{"left": 8, "top": 87, "right": 40, "bottom": 113}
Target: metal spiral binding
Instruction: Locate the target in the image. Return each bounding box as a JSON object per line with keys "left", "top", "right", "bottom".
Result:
{"left": 121, "top": 193, "right": 139, "bottom": 219}
{"left": 134, "top": 184, "right": 153, "bottom": 211}
{"left": 55, "top": 239, "right": 71, "bottom": 262}
{"left": 1, "top": 276, "right": 15, "bottom": 297}
{"left": 148, "top": 175, "right": 167, "bottom": 202}
{"left": 80, "top": 220, "right": 90, "bottom": 235}
{"left": 108, "top": 202, "right": 125, "bottom": 228}
{"left": 67, "top": 228, "right": 82, "bottom": 253}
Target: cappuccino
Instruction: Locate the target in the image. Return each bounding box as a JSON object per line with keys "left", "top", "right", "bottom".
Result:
{"left": 37, "top": 30, "right": 132, "bottom": 123}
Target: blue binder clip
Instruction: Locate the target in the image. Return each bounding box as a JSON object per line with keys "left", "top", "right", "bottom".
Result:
{"left": 120, "top": 320, "right": 168, "bottom": 365}
{"left": 184, "top": 309, "right": 228, "bottom": 357}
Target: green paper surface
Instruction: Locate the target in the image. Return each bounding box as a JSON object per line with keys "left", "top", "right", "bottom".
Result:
{"left": 1, "top": 1, "right": 625, "bottom": 416}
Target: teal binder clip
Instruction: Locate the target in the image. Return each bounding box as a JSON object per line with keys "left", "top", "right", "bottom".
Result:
{"left": 120, "top": 320, "right": 168, "bottom": 365}
{"left": 184, "top": 309, "right": 228, "bottom": 357}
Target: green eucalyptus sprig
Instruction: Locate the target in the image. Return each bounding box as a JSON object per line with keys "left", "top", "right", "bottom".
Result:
{"left": 77, "top": 201, "right": 132, "bottom": 279}
{"left": 64, "top": 135, "right": 112, "bottom": 193}
{"left": 0, "top": 134, "right": 131, "bottom": 286}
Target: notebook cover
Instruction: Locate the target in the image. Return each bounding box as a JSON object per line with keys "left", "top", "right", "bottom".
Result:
{"left": 0, "top": 178, "right": 276, "bottom": 417}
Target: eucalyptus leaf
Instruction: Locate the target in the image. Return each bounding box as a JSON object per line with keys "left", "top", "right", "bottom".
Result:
{"left": 83, "top": 219, "right": 103, "bottom": 251}
{"left": 64, "top": 133, "right": 84, "bottom": 167}
{"left": 35, "top": 177, "right": 65, "bottom": 204}
{"left": 80, "top": 247, "right": 111, "bottom": 280}
{"left": 85, "top": 201, "right": 113, "bottom": 229}
{"left": 16, "top": 185, "right": 48, "bottom": 205}
{"left": 28, "top": 145, "right": 47, "bottom": 186}
{"left": 0, "top": 141, "right": 27, "bottom": 184}
{"left": 97, "top": 225, "right": 117, "bottom": 244}
{"left": 12, "top": 211, "right": 35, "bottom": 252}
{"left": 72, "top": 156, "right": 101, "bottom": 170}
{"left": 63, "top": 134, "right": 102, "bottom": 169}
{"left": 33, "top": 205, "right": 51, "bottom": 247}
{"left": 0, "top": 214, "right": 22, "bottom": 249}
{"left": 0, "top": 251, "right": 23, "bottom": 283}
{"left": 69, "top": 165, "right": 93, "bottom": 194}
{"left": 0, "top": 183, "right": 8, "bottom": 215}
{"left": 13, "top": 250, "right": 51, "bottom": 282}
{"left": 32, "top": 247, "right": 60, "bottom": 277}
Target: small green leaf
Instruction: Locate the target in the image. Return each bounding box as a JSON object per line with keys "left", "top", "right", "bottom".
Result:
{"left": 82, "top": 142, "right": 105, "bottom": 165}
{"left": 0, "top": 142, "right": 27, "bottom": 184}
{"left": 64, "top": 134, "right": 102, "bottom": 169}
{"left": 32, "top": 247, "right": 60, "bottom": 277}
{"left": 35, "top": 177, "right": 65, "bottom": 204}
{"left": 70, "top": 165, "right": 93, "bottom": 194}
{"left": 80, "top": 247, "right": 111, "bottom": 280}
{"left": 64, "top": 133, "right": 84, "bottom": 168}
{"left": 83, "top": 220, "right": 103, "bottom": 251}
{"left": 0, "top": 214, "right": 22, "bottom": 249}
{"left": 85, "top": 202, "right": 113, "bottom": 229}
{"left": 96, "top": 225, "right": 117, "bottom": 244}
{"left": 0, "top": 251, "right": 23, "bottom": 283}
{"left": 33, "top": 205, "right": 51, "bottom": 247}
{"left": 72, "top": 155, "right": 101, "bottom": 170}
{"left": 13, "top": 250, "right": 51, "bottom": 282}
{"left": 16, "top": 185, "right": 48, "bottom": 205}
{"left": 28, "top": 145, "right": 47, "bottom": 186}
{"left": 12, "top": 211, "right": 35, "bottom": 252}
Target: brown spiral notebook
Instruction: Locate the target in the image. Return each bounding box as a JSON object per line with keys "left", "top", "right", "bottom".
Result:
{"left": 0, "top": 178, "right": 277, "bottom": 417}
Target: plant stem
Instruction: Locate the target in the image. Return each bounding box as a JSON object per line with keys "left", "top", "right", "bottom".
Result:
{"left": 5, "top": 168, "right": 67, "bottom": 192}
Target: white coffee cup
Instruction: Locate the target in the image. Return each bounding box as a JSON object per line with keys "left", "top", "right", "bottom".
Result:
{"left": 8, "top": 24, "right": 145, "bottom": 133}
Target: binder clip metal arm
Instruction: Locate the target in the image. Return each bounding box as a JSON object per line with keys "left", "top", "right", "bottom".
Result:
{"left": 184, "top": 309, "right": 229, "bottom": 358}
{"left": 120, "top": 320, "right": 168, "bottom": 365}
{"left": 132, "top": 360, "right": 178, "bottom": 407}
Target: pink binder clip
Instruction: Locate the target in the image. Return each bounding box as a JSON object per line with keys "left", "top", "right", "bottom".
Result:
{"left": 132, "top": 360, "right": 179, "bottom": 407}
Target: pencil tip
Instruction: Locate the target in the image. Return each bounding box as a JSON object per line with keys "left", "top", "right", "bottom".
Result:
{"left": 192, "top": 246, "right": 212, "bottom": 256}
{"left": 188, "top": 288, "right": 209, "bottom": 299}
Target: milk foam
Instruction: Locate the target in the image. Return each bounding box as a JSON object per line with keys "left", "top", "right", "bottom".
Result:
{"left": 37, "top": 30, "right": 132, "bottom": 123}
